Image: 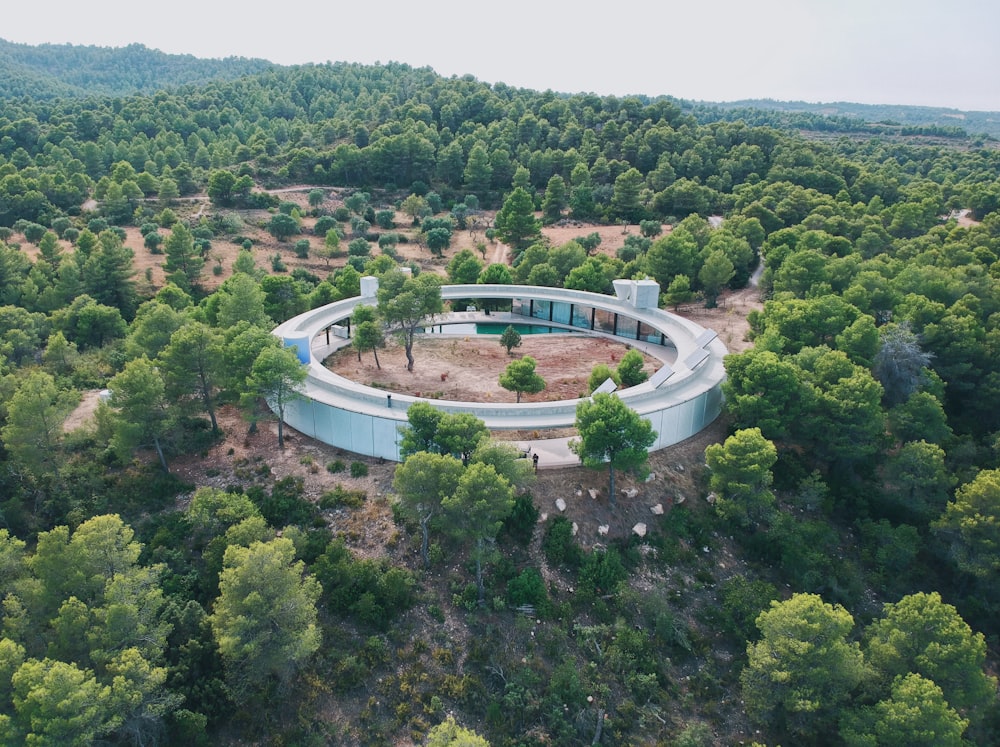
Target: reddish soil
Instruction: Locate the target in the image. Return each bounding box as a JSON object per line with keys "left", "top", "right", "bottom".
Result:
{"left": 324, "top": 333, "right": 660, "bottom": 403}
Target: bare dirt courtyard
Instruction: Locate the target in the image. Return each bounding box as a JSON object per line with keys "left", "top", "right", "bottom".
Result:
{"left": 323, "top": 333, "right": 661, "bottom": 403}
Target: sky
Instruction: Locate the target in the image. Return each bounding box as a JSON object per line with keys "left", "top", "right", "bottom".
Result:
{"left": 4, "top": 0, "right": 999, "bottom": 111}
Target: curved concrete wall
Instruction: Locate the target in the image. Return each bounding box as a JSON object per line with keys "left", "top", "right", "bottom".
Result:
{"left": 271, "top": 283, "right": 727, "bottom": 461}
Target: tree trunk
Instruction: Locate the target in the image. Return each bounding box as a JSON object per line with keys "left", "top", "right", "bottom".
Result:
{"left": 420, "top": 514, "right": 431, "bottom": 568}
{"left": 608, "top": 461, "right": 616, "bottom": 507}
{"left": 277, "top": 403, "right": 285, "bottom": 448}
{"left": 373, "top": 347, "right": 381, "bottom": 370}
{"left": 152, "top": 434, "right": 169, "bottom": 473}
{"left": 404, "top": 338, "right": 415, "bottom": 372}
{"left": 200, "top": 374, "right": 218, "bottom": 433}
{"left": 592, "top": 709, "right": 605, "bottom": 744}
{"left": 475, "top": 537, "right": 485, "bottom": 607}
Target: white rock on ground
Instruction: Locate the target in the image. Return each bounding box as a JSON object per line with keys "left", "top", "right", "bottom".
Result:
{"left": 650, "top": 503, "right": 664, "bottom": 515}
{"left": 556, "top": 498, "right": 567, "bottom": 512}
{"left": 598, "top": 525, "right": 610, "bottom": 536}
{"left": 632, "top": 523, "right": 647, "bottom": 537}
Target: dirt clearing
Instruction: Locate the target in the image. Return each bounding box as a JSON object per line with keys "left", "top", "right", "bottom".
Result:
{"left": 324, "top": 333, "right": 660, "bottom": 403}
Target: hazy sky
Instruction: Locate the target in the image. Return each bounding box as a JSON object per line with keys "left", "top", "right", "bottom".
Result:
{"left": 4, "top": 0, "right": 998, "bottom": 111}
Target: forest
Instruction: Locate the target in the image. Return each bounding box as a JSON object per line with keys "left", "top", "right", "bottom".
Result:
{"left": 0, "top": 40, "right": 999, "bottom": 746}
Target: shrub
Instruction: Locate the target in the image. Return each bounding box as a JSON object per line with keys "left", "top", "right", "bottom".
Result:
{"left": 348, "top": 238, "right": 371, "bottom": 257}
{"left": 314, "top": 540, "right": 416, "bottom": 630}
{"left": 326, "top": 459, "right": 346, "bottom": 474}
{"left": 319, "top": 485, "right": 366, "bottom": 509}
{"left": 293, "top": 239, "right": 311, "bottom": 258}
{"left": 542, "top": 516, "right": 583, "bottom": 568}
{"left": 502, "top": 493, "right": 539, "bottom": 545}
{"left": 507, "top": 567, "right": 548, "bottom": 611}
{"left": 314, "top": 215, "right": 338, "bottom": 236}
{"left": 350, "top": 461, "right": 369, "bottom": 478}
{"left": 248, "top": 476, "right": 317, "bottom": 527}
{"left": 578, "top": 548, "right": 627, "bottom": 597}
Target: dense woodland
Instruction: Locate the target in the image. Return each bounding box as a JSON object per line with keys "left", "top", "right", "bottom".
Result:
{"left": 0, "top": 41, "right": 999, "bottom": 746}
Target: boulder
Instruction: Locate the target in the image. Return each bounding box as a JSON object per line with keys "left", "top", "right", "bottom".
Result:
{"left": 632, "top": 523, "right": 647, "bottom": 537}
{"left": 622, "top": 487, "right": 639, "bottom": 499}
{"left": 555, "top": 498, "right": 567, "bottom": 512}
{"left": 650, "top": 503, "right": 664, "bottom": 515}
{"left": 588, "top": 488, "right": 599, "bottom": 500}
{"left": 645, "top": 472, "right": 656, "bottom": 482}
{"left": 572, "top": 522, "right": 578, "bottom": 536}
{"left": 598, "top": 525, "right": 610, "bottom": 536}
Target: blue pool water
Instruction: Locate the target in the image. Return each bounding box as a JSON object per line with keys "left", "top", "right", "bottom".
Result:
{"left": 420, "top": 323, "right": 583, "bottom": 335}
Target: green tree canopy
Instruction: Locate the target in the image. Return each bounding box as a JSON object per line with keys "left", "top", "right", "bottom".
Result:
{"left": 864, "top": 591, "right": 996, "bottom": 718}
{"left": 442, "top": 462, "right": 514, "bottom": 605}
{"left": 108, "top": 357, "right": 173, "bottom": 472}
{"left": 932, "top": 467, "right": 1000, "bottom": 579}
{"left": 209, "top": 537, "right": 321, "bottom": 703}
{"left": 241, "top": 345, "right": 306, "bottom": 448}
{"left": 499, "top": 324, "right": 521, "bottom": 355}
{"left": 570, "top": 392, "right": 656, "bottom": 505}
{"left": 499, "top": 355, "right": 546, "bottom": 403}
{"left": 393, "top": 451, "right": 464, "bottom": 568}
{"left": 705, "top": 427, "right": 778, "bottom": 528}
{"left": 742, "top": 593, "right": 865, "bottom": 740}
{"left": 494, "top": 187, "right": 540, "bottom": 252}
{"left": 840, "top": 673, "right": 968, "bottom": 747}
{"left": 377, "top": 270, "right": 443, "bottom": 372}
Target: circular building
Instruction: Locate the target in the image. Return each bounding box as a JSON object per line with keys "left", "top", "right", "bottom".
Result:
{"left": 271, "top": 278, "right": 727, "bottom": 462}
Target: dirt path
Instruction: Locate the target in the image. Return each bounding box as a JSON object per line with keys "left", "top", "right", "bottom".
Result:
{"left": 63, "top": 389, "right": 102, "bottom": 433}
{"left": 488, "top": 240, "right": 510, "bottom": 265}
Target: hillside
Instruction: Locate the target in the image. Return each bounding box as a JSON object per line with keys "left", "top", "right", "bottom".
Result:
{"left": 710, "top": 97, "right": 1000, "bottom": 140}
{"left": 0, "top": 40, "right": 997, "bottom": 747}
{"left": 0, "top": 37, "right": 273, "bottom": 98}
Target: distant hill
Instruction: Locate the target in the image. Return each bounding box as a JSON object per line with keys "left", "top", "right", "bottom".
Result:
{"left": 0, "top": 38, "right": 274, "bottom": 98}
{"left": 2, "top": 38, "right": 998, "bottom": 143}
{"left": 709, "top": 98, "right": 1000, "bottom": 140}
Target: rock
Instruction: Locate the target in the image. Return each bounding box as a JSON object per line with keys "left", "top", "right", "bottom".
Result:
{"left": 572, "top": 522, "right": 578, "bottom": 536}
{"left": 556, "top": 498, "right": 567, "bottom": 512}
{"left": 632, "top": 523, "right": 647, "bottom": 538}
{"left": 622, "top": 487, "right": 639, "bottom": 499}
{"left": 598, "top": 525, "right": 610, "bottom": 536}
{"left": 650, "top": 503, "right": 664, "bottom": 515}
{"left": 588, "top": 488, "right": 599, "bottom": 500}
{"left": 705, "top": 492, "right": 717, "bottom": 504}
{"left": 676, "top": 464, "right": 685, "bottom": 472}
{"left": 540, "top": 512, "right": 548, "bottom": 522}
{"left": 575, "top": 489, "right": 583, "bottom": 497}
{"left": 645, "top": 472, "right": 656, "bottom": 482}
{"left": 677, "top": 494, "right": 686, "bottom": 505}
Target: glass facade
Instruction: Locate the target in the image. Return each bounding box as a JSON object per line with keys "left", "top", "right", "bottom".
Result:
{"left": 531, "top": 300, "right": 550, "bottom": 321}
{"left": 594, "top": 309, "right": 617, "bottom": 335}
{"left": 551, "top": 301, "right": 571, "bottom": 325}
{"left": 572, "top": 304, "right": 592, "bottom": 329}
{"left": 511, "top": 298, "right": 671, "bottom": 346}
